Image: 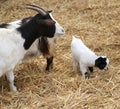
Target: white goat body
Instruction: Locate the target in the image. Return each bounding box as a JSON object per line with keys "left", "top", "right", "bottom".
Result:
{"left": 2, "top": 20, "right": 41, "bottom": 58}
{"left": 71, "top": 36, "right": 97, "bottom": 66}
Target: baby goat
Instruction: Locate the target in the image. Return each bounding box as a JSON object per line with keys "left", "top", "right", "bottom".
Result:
{"left": 0, "top": 5, "right": 64, "bottom": 71}
{"left": 71, "top": 36, "right": 109, "bottom": 79}
{"left": 0, "top": 4, "right": 64, "bottom": 92}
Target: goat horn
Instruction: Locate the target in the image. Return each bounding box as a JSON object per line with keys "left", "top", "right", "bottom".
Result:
{"left": 26, "top": 4, "right": 47, "bottom": 15}
{"left": 26, "top": 4, "right": 46, "bottom": 11}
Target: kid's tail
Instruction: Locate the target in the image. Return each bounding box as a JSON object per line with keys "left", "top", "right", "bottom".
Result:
{"left": 72, "top": 36, "right": 76, "bottom": 40}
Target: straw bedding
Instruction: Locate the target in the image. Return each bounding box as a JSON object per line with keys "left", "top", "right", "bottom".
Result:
{"left": 0, "top": 0, "right": 120, "bottom": 108}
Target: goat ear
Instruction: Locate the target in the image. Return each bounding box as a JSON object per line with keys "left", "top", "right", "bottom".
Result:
{"left": 95, "top": 57, "right": 101, "bottom": 67}
{"left": 48, "top": 10, "right": 52, "bottom": 13}
{"left": 39, "top": 19, "right": 55, "bottom": 26}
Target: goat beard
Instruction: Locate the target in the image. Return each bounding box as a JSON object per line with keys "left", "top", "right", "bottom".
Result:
{"left": 39, "top": 37, "right": 50, "bottom": 57}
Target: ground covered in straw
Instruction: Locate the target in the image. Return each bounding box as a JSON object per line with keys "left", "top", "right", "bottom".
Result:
{"left": 0, "top": 0, "right": 120, "bottom": 109}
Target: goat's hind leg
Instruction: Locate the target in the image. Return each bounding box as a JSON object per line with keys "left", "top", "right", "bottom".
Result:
{"left": 72, "top": 58, "right": 79, "bottom": 71}
{"left": 6, "top": 70, "right": 17, "bottom": 92}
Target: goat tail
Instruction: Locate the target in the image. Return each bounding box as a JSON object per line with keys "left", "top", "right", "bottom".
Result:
{"left": 72, "top": 35, "right": 76, "bottom": 40}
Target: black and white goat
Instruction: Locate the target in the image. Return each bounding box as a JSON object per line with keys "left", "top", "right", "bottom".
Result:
{"left": 0, "top": 5, "right": 64, "bottom": 71}
{"left": 0, "top": 4, "right": 64, "bottom": 92}
{"left": 71, "top": 36, "right": 109, "bottom": 79}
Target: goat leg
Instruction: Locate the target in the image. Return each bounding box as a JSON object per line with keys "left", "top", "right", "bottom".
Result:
{"left": 46, "top": 56, "right": 53, "bottom": 71}
{"left": 88, "top": 67, "right": 93, "bottom": 73}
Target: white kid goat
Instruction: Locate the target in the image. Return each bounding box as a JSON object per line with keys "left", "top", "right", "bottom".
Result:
{"left": 71, "top": 36, "right": 109, "bottom": 79}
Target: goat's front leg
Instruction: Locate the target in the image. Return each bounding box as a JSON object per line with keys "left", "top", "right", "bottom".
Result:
{"left": 6, "top": 70, "right": 17, "bottom": 92}
{"left": 88, "top": 67, "right": 93, "bottom": 73}
{"left": 80, "top": 63, "right": 88, "bottom": 79}
{"left": 46, "top": 56, "right": 53, "bottom": 71}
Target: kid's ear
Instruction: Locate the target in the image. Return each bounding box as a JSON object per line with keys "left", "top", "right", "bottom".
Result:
{"left": 95, "top": 57, "right": 102, "bottom": 67}
{"left": 95, "top": 59, "right": 99, "bottom": 67}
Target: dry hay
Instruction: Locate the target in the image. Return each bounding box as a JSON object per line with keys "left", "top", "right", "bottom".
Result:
{"left": 0, "top": 0, "right": 120, "bottom": 109}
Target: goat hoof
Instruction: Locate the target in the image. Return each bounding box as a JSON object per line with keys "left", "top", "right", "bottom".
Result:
{"left": 45, "top": 70, "right": 50, "bottom": 74}
{"left": 10, "top": 86, "right": 17, "bottom": 92}
{"left": 85, "top": 76, "right": 89, "bottom": 80}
